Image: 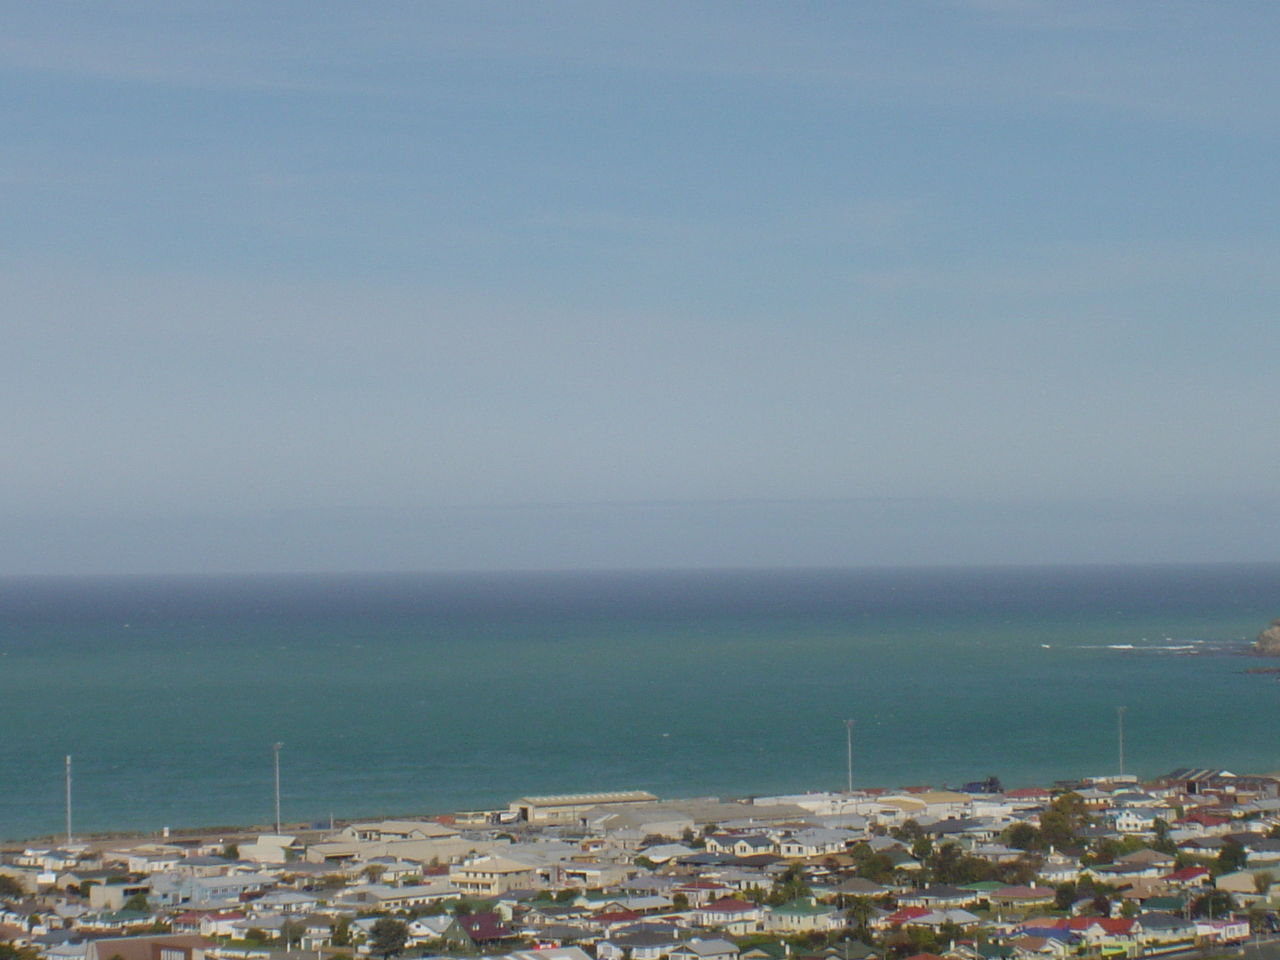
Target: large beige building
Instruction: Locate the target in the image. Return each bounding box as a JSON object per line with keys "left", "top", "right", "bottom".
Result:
{"left": 508, "top": 791, "right": 658, "bottom": 824}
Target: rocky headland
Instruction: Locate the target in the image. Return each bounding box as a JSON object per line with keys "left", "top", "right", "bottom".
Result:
{"left": 1254, "top": 618, "right": 1280, "bottom": 655}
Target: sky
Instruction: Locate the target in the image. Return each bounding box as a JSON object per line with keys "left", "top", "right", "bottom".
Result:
{"left": 3, "top": 0, "right": 1279, "bottom": 574}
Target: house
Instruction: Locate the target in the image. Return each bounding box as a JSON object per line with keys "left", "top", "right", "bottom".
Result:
{"left": 1162, "top": 865, "right": 1210, "bottom": 888}
{"left": 763, "top": 899, "right": 842, "bottom": 933}
{"left": 668, "top": 939, "right": 740, "bottom": 960}
{"left": 89, "top": 881, "right": 153, "bottom": 912}
{"left": 1136, "top": 912, "right": 1197, "bottom": 949}
{"left": 456, "top": 912, "right": 516, "bottom": 948}
{"left": 82, "top": 935, "right": 213, "bottom": 960}
{"left": 694, "top": 898, "right": 762, "bottom": 934}
{"left": 1110, "top": 808, "right": 1161, "bottom": 835}
{"left": 776, "top": 830, "right": 850, "bottom": 859}
{"left": 596, "top": 929, "right": 684, "bottom": 960}
{"left": 1196, "top": 918, "right": 1250, "bottom": 943}
{"left": 908, "top": 909, "right": 981, "bottom": 930}
{"left": 450, "top": 856, "right": 539, "bottom": 896}
{"left": 899, "top": 886, "right": 976, "bottom": 909}
{"left": 989, "top": 886, "right": 1055, "bottom": 910}
{"left": 504, "top": 949, "right": 596, "bottom": 960}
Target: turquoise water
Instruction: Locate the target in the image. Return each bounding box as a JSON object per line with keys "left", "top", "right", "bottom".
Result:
{"left": 1, "top": 564, "right": 1277, "bottom": 841}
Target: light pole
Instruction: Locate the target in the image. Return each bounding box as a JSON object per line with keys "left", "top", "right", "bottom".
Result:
{"left": 273, "top": 742, "right": 283, "bottom": 833}
{"left": 1117, "top": 706, "right": 1126, "bottom": 777}
{"left": 64, "top": 755, "right": 73, "bottom": 844}
{"left": 845, "top": 719, "right": 854, "bottom": 794}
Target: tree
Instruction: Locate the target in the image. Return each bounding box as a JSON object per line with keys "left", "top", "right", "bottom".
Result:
{"left": 1054, "top": 882, "right": 1077, "bottom": 912}
{"left": 122, "top": 892, "right": 150, "bottom": 913}
{"left": 1039, "top": 793, "right": 1088, "bottom": 850}
{"left": 1216, "top": 840, "right": 1248, "bottom": 876}
{"left": 1192, "top": 890, "right": 1235, "bottom": 919}
{"left": 369, "top": 917, "right": 409, "bottom": 959}
{"left": 281, "top": 919, "right": 307, "bottom": 949}
{"left": 846, "top": 896, "right": 875, "bottom": 939}
{"left": 911, "top": 834, "right": 934, "bottom": 862}
{"left": 1152, "top": 819, "right": 1178, "bottom": 855}
{"left": 768, "top": 863, "right": 812, "bottom": 905}
{"left": 671, "top": 892, "right": 690, "bottom": 910}
{"left": 1003, "top": 822, "right": 1041, "bottom": 851}
{"left": 0, "top": 876, "right": 25, "bottom": 899}
{"left": 1254, "top": 872, "right": 1274, "bottom": 896}
{"left": 222, "top": 843, "right": 239, "bottom": 860}
{"left": 330, "top": 917, "right": 352, "bottom": 947}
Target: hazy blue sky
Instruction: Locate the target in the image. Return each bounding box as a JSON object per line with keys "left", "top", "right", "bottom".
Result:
{"left": 4, "top": 1, "right": 1278, "bottom": 573}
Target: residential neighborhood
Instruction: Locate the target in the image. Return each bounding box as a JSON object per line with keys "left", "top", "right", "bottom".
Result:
{"left": 5, "top": 770, "right": 1280, "bottom": 960}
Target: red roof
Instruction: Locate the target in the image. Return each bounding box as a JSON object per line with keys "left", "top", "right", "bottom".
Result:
{"left": 459, "top": 913, "right": 512, "bottom": 941}
{"left": 595, "top": 910, "right": 642, "bottom": 923}
{"left": 1179, "top": 812, "right": 1230, "bottom": 827}
{"left": 1007, "top": 787, "right": 1050, "bottom": 799}
{"left": 1165, "top": 866, "right": 1211, "bottom": 882}
{"left": 887, "top": 907, "right": 932, "bottom": 924}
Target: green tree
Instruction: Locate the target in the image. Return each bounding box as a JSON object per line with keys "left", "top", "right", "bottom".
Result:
{"left": 1039, "top": 793, "right": 1088, "bottom": 850}
{"left": 281, "top": 919, "right": 307, "bottom": 949}
{"left": 846, "top": 897, "right": 875, "bottom": 941}
{"left": 1254, "top": 872, "right": 1274, "bottom": 896}
{"left": 768, "top": 863, "right": 812, "bottom": 905}
{"left": 1054, "top": 882, "right": 1076, "bottom": 912}
{"left": 0, "top": 876, "right": 25, "bottom": 899}
{"left": 672, "top": 892, "right": 690, "bottom": 910}
{"left": 122, "top": 892, "right": 150, "bottom": 913}
{"left": 1215, "top": 840, "right": 1248, "bottom": 876}
{"left": 369, "top": 917, "right": 409, "bottom": 959}
{"left": 1192, "top": 890, "right": 1234, "bottom": 919}
{"left": 331, "top": 917, "right": 352, "bottom": 947}
{"left": 1152, "top": 819, "right": 1177, "bottom": 855}
{"left": 911, "top": 834, "right": 934, "bottom": 862}
{"left": 222, "top": 844, "right": 239, "bottom": 860}
{"left": 1003, "top": 822, "right": 1041, "bottom": 851}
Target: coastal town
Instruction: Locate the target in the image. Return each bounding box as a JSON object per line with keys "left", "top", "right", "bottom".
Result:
{"left": 5, "top": 769, "right": 1280, "bottom": 960}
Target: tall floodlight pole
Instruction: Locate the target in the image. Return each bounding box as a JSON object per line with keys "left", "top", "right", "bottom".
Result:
{"left": 273, "top": 743, "right": 283, "bottom": 833}
{"left": 65, "top": 755, "right": 73, "bottom": 844}
{"left": 845, "top": 719, "right": 854, "bottom": 793}
{"left": 1117, "top": 706, "right": 1127, "bottom": 777}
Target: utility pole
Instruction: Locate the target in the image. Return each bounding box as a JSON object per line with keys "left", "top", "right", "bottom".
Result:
{"left": 64, "top": 755, "right": 73, "bottom": 844}
{"left": 273, "top": 742, "right": 283, "bottom": 833}
{"left": 845, "top": 719, "right": 854, "bottom": 793}
{"left": 1117, "top": 706, "right": 1127, "bottom": 777}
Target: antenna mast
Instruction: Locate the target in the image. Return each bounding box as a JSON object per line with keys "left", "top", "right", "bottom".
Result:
{"left": 1117, "top": 706, "right": 1127, "bottom": 776}
{"left": 65, "top": 755, "right": 73, "bottom": 844}
{"left": 845, "top": 719, "right": 854, "bottom": 793}
{"left": 273, "top": 742, "right": 283, "bottom": 833}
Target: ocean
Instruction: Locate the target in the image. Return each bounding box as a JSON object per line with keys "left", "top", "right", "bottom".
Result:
{"left": 1, "top": 563, "right": 1277, "bottom": 842}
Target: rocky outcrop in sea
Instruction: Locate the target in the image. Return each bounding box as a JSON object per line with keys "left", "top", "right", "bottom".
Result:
{"left": 1255, "top": 618, "right": 1280, "bottom": 655}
